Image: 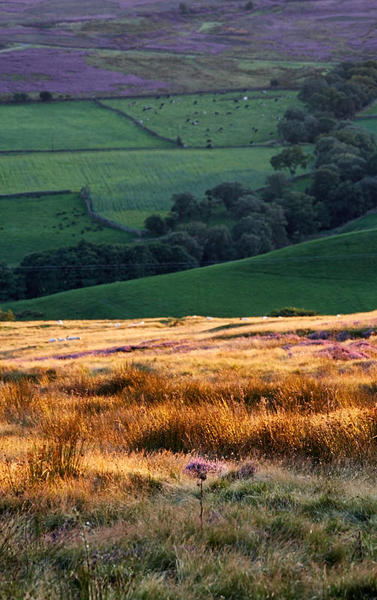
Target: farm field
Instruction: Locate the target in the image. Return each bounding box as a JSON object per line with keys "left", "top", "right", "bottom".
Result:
{"left": 2, "top": 312, "right": 377, "bottom": 597}
{"left": 0, "top": 101, "right": 171, "bottom": 151}
{"left": 0, "top": 147, "right": 284, "bottom": 229}
{"left": 6, "top": 227, "right": 377, "bottom": 320}
{"left": 0, "top": 192, "right": 133, "bottom": 265}
{"left": 103, "top": 89, "right": 302, "bottom": 147}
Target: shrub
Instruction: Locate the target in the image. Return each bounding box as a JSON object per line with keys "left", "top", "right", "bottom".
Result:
{"left": 268, "top": 307, "right": 318, "bottom": 317}
{"left": 39, "top": 91, "right": 53, "bottom": 102}
{"left": 0, "top": 308, "right": 15, "bottom": 321}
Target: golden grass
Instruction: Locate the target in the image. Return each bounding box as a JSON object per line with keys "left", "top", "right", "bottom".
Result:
{"left": 2, "top": 312, "right": 377, "bottom": 597}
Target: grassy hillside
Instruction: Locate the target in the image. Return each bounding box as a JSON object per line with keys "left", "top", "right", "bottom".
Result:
{"left": 359, "top": 100, "right": 377, "bottom": 116}
{"left": 0, "top": 101, "right": 170, "bottom": 151}
{"left": 6, "top": 228, "right": 377, "bottom": 319}
{"left": 335, "top": 212, "right": 377, "bottom": 234}
{"left": 104, "top": 90, "right": 301, "bottom": 147}
{"left": 357, "top": 117, "right": 377, "bottom": 137}
{"left": 0, "top": 147, "right": 283, "bottom": 228}
{"left": 0, "top": 193, "right": 133, "bottom": 265}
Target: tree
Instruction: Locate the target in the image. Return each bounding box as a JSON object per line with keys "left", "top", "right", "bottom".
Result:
{"left": 171, "top": 193, "right": 200, "bottom": 220}
{"left": 262, "top": 173, "right": 291, "bottom": 201}
{"left": 229, "top": 194, "right": 260, "bottom": 219}
{"left": 209, "top": 182, "right": 245, "bottom": 210}
{"left": 144, "top": 214, "right": 167, "bottom": 236}
{"left": 12, "top": 92, "right": 29, "bottom": 104}
{"left": 236, "top": 233, "right": 262, "bottom": 258}
{"left": 162, "top": 231, "right": 202, "bottom": 261}
{"left": 277, "top": 192, "right": 319, "bottom": 240}
{"left": 202, "top": 226, "right": 235, "bottom": 264}
{"left": 232, "top": 216, "right": 273, "bottom": 253}
{"left": 310, "top": 165, "right": 340, "bottom": 203}
{"left": 270, "top": 146, "right": 312, "bottom": 176}
{"left": 0, "top": 262, "right": 18, "bottom": 300}
{"left": 178, "top": 2, "right": 190, "bottom": 14}
{"left": 39, "top": 91, "right": 53, "bottom": 102}
{"left": 329, "top": 181, "right": 364, "bottom": 226}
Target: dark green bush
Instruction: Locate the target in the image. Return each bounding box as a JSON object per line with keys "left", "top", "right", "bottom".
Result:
{"left": 268, "top": 307, "right": 318, "bottom": 317}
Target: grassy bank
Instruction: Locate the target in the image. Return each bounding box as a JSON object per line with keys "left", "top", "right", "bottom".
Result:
{"left": 5, "top": 227, "right": 377, "bottom": 319}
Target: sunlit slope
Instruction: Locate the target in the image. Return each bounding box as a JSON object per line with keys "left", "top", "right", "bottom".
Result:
{"left": 5, "top": 228, "right": 377, "bottom": 319}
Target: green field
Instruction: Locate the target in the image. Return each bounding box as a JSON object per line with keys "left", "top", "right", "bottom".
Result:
{"left": 0, "top": 193, "right": 133, "bottom": 265}
{"left": 0, "top": 101, "right": 171, "bottom": 151}
{"left": 357, "top": 117, "right": 377, "bottom": 137}
{"left": 0, "top": 147, "right": 285, "bottom": 228}
{"left": 6, "top": 227, "right": 377, "bottom": 319}
{"left": 103, "top": 90, "right": 301, "bottom": 147}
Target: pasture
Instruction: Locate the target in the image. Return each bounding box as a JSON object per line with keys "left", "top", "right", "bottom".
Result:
{"left": 6, "top": 227, "right": 377, "bottom": 319}
{"left": 103, "top": 89, "right": 302, "bottom": 147}
{"left": 0, "top": 192, "right": 133, "bottom": 265}
{"left": 2, "top": 312, "right": 377, "bottom": 597}
{"left": 0, "top": 101, "right": 171, "bottom": 151}
{"left": 0, "top": 147, "right": 282, "bottom": 229}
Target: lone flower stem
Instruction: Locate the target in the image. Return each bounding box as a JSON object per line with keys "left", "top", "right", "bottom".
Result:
{"left": 199, "top": 478, "right": 204, "bottom": 532}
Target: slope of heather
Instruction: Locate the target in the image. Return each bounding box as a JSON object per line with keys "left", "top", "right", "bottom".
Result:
{"left": 5, "top": 228, "right": 377, "bottom": 319}
{"left": 0, "top": 0, "right": 375, "bottom": 96}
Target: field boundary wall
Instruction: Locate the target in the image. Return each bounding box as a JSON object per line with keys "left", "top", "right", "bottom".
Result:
{"left": 0, "top": 189, "right": 72, "bottom": 200}
{"left": 94, "top": 99, "right": 176, "bottom": 145}
{"left": 80, "top": 187, "right": 142, "bottom": 237}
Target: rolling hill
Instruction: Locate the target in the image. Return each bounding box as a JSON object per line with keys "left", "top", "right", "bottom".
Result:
{"left": 5, "top": 227, "right": 377, "bottom": 319}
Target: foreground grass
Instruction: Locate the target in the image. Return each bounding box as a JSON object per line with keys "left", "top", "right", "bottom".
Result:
{"left": 0, "top": 192, "right": 133, "bottom": 265}
{"left": 1, "top": 312, "right": 377, "bottom": 599}
{"left": 6, "top": 227, "right": 377, "bottom": 319}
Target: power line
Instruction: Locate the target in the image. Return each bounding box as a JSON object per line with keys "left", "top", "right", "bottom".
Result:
{"left": 7, "top": 252, "right": 377, "bottom": 271}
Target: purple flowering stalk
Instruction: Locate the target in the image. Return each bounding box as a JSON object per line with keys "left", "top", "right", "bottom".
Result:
{"left": 184, "top": 458, "right": 225, "bottom": 532}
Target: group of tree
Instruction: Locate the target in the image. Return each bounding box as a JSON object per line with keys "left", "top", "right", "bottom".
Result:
{"left": 270, "top": 122, "right": 377, "bottom": 228}
{"left": 278, "top": 61, "right": 377, "bottom": 144}
{"left": 0, "top": 238, "right": 199, "bottom": 301}
{"left": 10, "top": 91, "right": 53, "bottom": 104}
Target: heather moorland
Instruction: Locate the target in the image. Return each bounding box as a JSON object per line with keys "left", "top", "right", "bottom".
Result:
{"left": 2, "top": 312, "right": 377, "bottom": 598}
{"left": 0, "top": 0, "right": 376, "bottom": 96}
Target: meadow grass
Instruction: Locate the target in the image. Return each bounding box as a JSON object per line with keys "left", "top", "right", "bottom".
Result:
{"left": 0, "top": 147, "right": 282, "bottom": 228}
{"left": 0, "top": 101, "right": 170, "bottom": 151}
{"left": 103, "top": 89, "right": 301, "bottom": 147}
{"left": 5, "top": 226, "right": 377, "bottom": 319}
{"left": 1, "top": 312, "right": 377, "bottom": 597}
{"left": 0, "top": 192, "right": 133, "bottom": 265}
